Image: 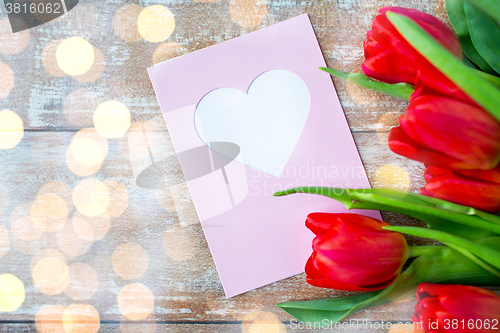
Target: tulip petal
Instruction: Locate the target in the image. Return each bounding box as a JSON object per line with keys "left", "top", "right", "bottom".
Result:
{"left": 399, "top": 95, "right": 500, "bottom": 169}
{"left": 423, "top": 169, "right": 500, "bottom": 212}
{"left": 277, "top": 247, "right": 500, "bottom": 327}
{"left": 379, "top": 7, "right": 462, "bottom": 57}
{"left": 415, "top": 283, "right": 500, "bottom": 326}
{"left": 309, "top": 214, "right": 407, "bottom": 288}
{"left": 388, "top": 126, "right": 475, "bottom": 169}
{"left": 305, "top": 255, "right": 377, "bottom": 291}
{"left": 305, "top": 212, "right": 337, "bottom": 235}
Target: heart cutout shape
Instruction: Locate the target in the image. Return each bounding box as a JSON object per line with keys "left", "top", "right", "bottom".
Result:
{"left": 194, "top": 70, "right": 310, "bottom": 177}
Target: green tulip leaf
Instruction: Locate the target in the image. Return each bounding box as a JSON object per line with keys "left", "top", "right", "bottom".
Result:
{"left": 319, "top": 67, "right": 414, "bottom": 100}
{"left": 384, "top": 226, "right": 500, "bottom": 272}
{"left": 277, "top": 246, "right": 500, "bottom": 325}
{"left": 385, "top": 11, "right": 500, "bottom": 123}
{"left": 445, "top": 0, "right": 495, "bottom": 73}
{"left": 444, "top": 242, "right": 500, "bottom": 278}
{"left": 274, "top": 187, "right": 500, "bottom": 239}
{"left": 473, "top": 69, "right": 500, "bottom": 88}
{"left": 466, "top": 0, "right": 500, "bottom": 25}
{"left": 464, "top": 2, "right": 500, "bottom": 75}
{"left": 277, "top": 291, "right": 381, "bottom": 324}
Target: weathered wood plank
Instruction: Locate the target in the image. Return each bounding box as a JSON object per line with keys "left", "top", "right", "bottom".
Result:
{"left": 1, "top": 0, "right": 483, "bottom": 331}
{"left": 0, "top": 129, "right": 437, "bottom": 325}
{"left": 0, "top": 0, "right": 447, "bottom": 131}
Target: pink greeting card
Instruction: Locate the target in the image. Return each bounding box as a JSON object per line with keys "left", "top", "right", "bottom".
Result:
{"left": 148, "top": 14, "right": 380, "bottom": 297}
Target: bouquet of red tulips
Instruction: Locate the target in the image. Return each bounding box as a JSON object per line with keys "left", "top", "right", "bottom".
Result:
{"left": 275, "top": 1, "right": 500, "bottom": 331}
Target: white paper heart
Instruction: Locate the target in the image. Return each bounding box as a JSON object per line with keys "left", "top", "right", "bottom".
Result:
{"left": 194, "top": 70, "right": 310, "bottom": 177}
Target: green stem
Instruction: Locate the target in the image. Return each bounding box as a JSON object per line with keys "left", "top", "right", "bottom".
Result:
{"left": 473, "top": 68, "right": 500, "bottom": 87}
{"left": 408, "top": 246, "right": 439, "bottom": 258}
{"left": 385, "top": 226, "right": 500, "bottom": 272}
{"left": 320, "top": 67, "right": 414, "bottom": 100}
{"left": 273, "top": 187, "right": 500, "bottom": 239}
{"left": 444, "top": 242, "right": 500, "bottom": 278}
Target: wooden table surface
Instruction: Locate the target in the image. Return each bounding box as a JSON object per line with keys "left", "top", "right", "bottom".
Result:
{"left": 0, "top": 0, "right": 473, "bottom": 332}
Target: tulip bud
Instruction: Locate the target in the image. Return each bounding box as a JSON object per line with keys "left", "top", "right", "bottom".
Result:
{"left": 362, "top": 7, "right": 461, "bottom": 84}
{"left": 413, "top": 283, "right": 500, "bottom": 332}
{"left": 421, "top": 165, "right": 500, "bottom": 213}
{"left": 388, "top": 94, "right": 500, "bottom": 170}
{"left": 305, "top": 213, "right": 408, "bottom": 291}
{"left": 388, "top": 64, "right": 500, "bottom": 171}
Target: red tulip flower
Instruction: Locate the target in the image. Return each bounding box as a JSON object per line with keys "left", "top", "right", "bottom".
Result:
{"left": 305, "top": 213, "right": 408, "bottom": 291}
{"left": 413, "top": 283, "right": 500, "bottom": 332}
{"left": 388, "top": 67, "right": 500, "bottom": 170}
{"left": 362, "top": 7, "right": 461, "bottom": 84}
{"left": 421, "top": 165, "right": 500, "bottom": 213}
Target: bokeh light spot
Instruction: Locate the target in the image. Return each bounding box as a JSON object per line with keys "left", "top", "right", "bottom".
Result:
{"left": 137, "top": 5, "right": 175, "bottom": 43}
{"left": 117, "top": 283, "right": 154, "bottom": 320}
{"left": 93, "top": 101, "right": 131, "bottom": 139}
{"left": 0, "top": 62, "right": 14, "bottom": 99}
{"left": 11, "top": 215, "right": 42, "bottom": 241}
{"left": 389, "top": 326, "right": 415, "bottom": 333}
{"left": 0, "top": 183, "right": 9, "bottom": 216}
{"left": 64, "top": 263, "right": 99, "bottom": 301}
{"left": 0, "top": 18, "right": 30, "bottom": 54}
{"left": 56, "top": 37, "right": 94, "bottom": 76}
{"left": 152, "top": 42, "right": 187, "bottom": 64}
{"left": 38, "top": 181, "right": 74, "bottom": 212}
{"left": 73, "top": 179, "right": 110, "bottom": 217}
{"left": 42, "top": 40, "right": 66, "bottom": 77}
{"left": 156, "top": 189, "right": 176, "bottom": 212}
{"left": 35, "top": 305, "right": 66, "bottom": 333}
{"left": 242, "top": 312, "right": 286, "bottom": 333}
{"left": 72, "top": 211, "right": 110, "bottom": 242}
{"left": 32, "top": 257, "right": 70, "bottom": 295}
{"left": 11, "top": 232, "right": 47, "bottom": 255}
{"left": 67, "top": 128, "right": 108, "bottom": 177}
{"left": 30, "top": 194, "right": 68, "bottom": 232}
{"left": 0, "top": 274, "right": 25, "bottom": 312}
{"left": 57, "top": 224, "right": 92, "bottom": 257}
{"left": 112, "top": 242, "right": 149, "bottom": 280}
{"left": 229, "top": 0, "right": 267, "bottom": 27}
{"left": 73, "top": 47, "right": 104, "bottom": 83}
{"left": 0, "top": 110, "right": 24, "bottom": 150}
{"left": 114, "top": 4, "right": 143, "bottom": 42}
{"left": 71, "top": 138, "right": 104, "bottom": 166}
{"left": 30, "top": 249, "right": 66, "bottom": 272}
{"left": 376, "top": 111, "right": 403, "bottom": 144}
{"left": 373, "top": 164, "right": 411, "bottom": 192}
{"left": 0, "top": 226, "right": 10, "bottom": 259}
{"left": 105, "top": 181, "right": 128, "bottom": 218}
{"left": 62, "top": 304, "right": 100, "bottom": 333}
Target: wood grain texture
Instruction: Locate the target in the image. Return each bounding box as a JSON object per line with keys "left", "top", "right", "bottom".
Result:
{"left": 0, "top": 129, "right": 440, "bottom": 325}
{"left": 2, "top": 0, "right": 493, "bottom": 332}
